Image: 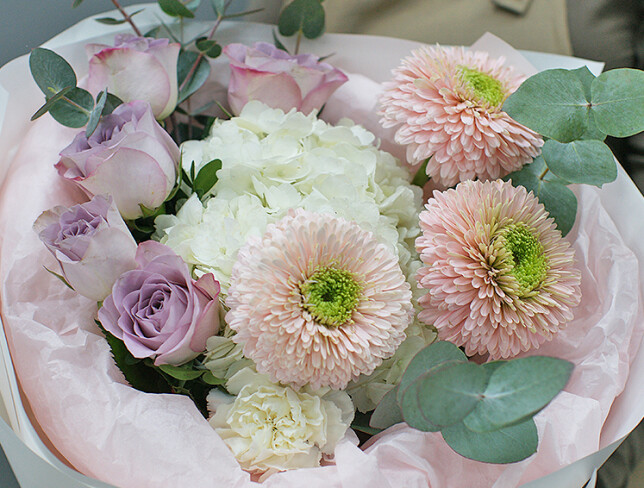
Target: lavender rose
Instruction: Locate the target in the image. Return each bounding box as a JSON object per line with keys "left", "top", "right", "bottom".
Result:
{"left": 87, "top": 34, "right": 180, "bottom": 119}
{"left": 224, "top": 42, "right": 348, "bottom": 115}
{"left": 55, "top": 100, "right": 179, "bottom": 220}
{"left": 34, "top": 194, "right": 137, "bottom": 301}
{"left": 98, "top": 241, "right": 221, "bottom": 366}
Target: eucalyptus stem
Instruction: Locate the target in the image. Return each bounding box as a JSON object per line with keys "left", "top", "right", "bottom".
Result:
{"left": 294, "top": 30, "right": 302, "bottom": 55}
{"left": 110, "top": 0, "right": 143, "bottom": 36}
{"left": 539, "top": 167, "right": 550, "bottom": 180}
{"left": 178, "top": 0, "right": 234, "bottom": 93}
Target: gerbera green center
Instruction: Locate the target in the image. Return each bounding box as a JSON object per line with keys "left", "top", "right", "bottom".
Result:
{"left": 500, "top": 224, "right": 548, "bottom": 295}
{"left": 300, "top": 266, "right": 362, "bottom": 328}
{"left": 458, "top": 66, "right": 505, "bottom": 106}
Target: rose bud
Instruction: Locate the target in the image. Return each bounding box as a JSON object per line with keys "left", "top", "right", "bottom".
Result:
{"left": 55, "top": 100, "right": 179, "bottom": 220}
{"left": 98, "top": 241, "right": 221, "bottom": 366}
{"left": 87, "top": 34, "right": 180, "bottom": 120}
{"left": 224, "top": 42, "right": 348, "bottom": 116}
{"left": 34, "top": 194, "right": 137, "bottom": 301}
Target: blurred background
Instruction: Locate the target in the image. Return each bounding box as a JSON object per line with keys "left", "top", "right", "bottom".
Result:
{"left": 1, "top": 1, "right": 643, "bottom": 487}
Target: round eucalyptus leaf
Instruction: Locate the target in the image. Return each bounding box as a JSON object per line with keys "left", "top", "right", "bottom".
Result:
{"left": 542, "top": 139, "right": 617, "bottom": 187}
{"left": 370, "top": 385, "right": 403, "bottom": 430}
{"left": 278, "top": 0, "right": 325, "bottom": 39}
{"left": 49, "top": 87, "right": 94, "bottom": 128}
{"left": 591, "top": 68, "right": 644, "bottom": 138}
{"left": 464, "top": 356, "right": 573, "bottom": 433}
{"left": 397, "top": 341, "right": 467, "bottom": 403}
{"left": 158, "top": 0, "right": 195, "bottom": 18}
{"left": 502, "top": 69, "right": 589, "bottom": 143}
{"left": 571, "top": 66, "right": 595, "bottom": 102}
{"left": 414, "top": 362, "right": 489, "bottom": 427}
{"left": 400, "top": 377, "right": 441, "bottom": 432}
{"left": 29, "top": 48, "right": 77, "bottom": 96}
{"left": 442, "top": 418, "right": 538, "bottom": 464}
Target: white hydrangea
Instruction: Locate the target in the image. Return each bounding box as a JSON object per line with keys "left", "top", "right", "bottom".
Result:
{"left": 207, "top": 367, "right": 354, "bottom": 480}
{"left": 156, "top": 101, "right": 424, "bottom": 292}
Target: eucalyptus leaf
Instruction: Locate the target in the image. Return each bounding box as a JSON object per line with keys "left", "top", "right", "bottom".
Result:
{"left": 464, "top": 357, "right": 573, "bottom": 433}
{"left": 95, "top": 16, "right": 128, "bottom": 25}
{"left": 278, "top": 0, "right": 325, "bottom": 39}
{"left": 185, "top": 0, "right": 202, "bottom": 9}
{"left": 158, "top": 0, "right": 196, "bottom": 18}
{"left": 201, "top": 370, "right": 226, "bottom": 385}
{"left": 571, "top": 65, "right": 595, "bottom": 102}
{"left": 273, "top": 29, "right": 289, "bottom": 53}
{"left": 195, "top": 38, "right": 222, "bottom": 58}
{"left": 30, "top": 86, "right": 74, "bottom": 121}
{"left": 49, "top": 87, "right": 94, "bottom": 128}
{"left": 194, "top": 158, "right": 222, "bottom": 198}
{"left": 505, "top": 159, "right": 578, "bottom": 235}
{"left": 29, "top": 47, "right": 77, "bottom": 96}
{"left": 178, "top": 51, "right": 211, "bottom": 104}
{"left": 158, "top": 364, "right": 204, "bottom": 381}
{"left": 414, "top": 362, "right": 489, "bottom": 427}
{"left": 591, "top": 68, "right": 644, "bottom": 138}
{"left": 397, "top": 341, "right": 467, "bottom": 404}
{"left": 370, "top": 386, "right": 403, "bottom": 430}
{"left": 503, "top": 69, "right": 589, "bottom": 143}
{"left": 542, "top": 139, "right": 617, "bottom": 187}
{"left": 86, "top": 89, "right": 108, "bottom": 137}
{"left": 102, "top": 93, "right": 123, "bottom": 115}
{"left": 442, "top": 418, "right": 538, "bottom": 464}
{"left": 579, "top": 109, "right": 607, "bottom": 141}
{"left": 400, "top": 376, "right": 441, "bottom": 432}
{"left": 43, "top": 266, "right": 73, "bottom": 290}
{"left": 209, "top": 0, "right": 226, "bottom": 16}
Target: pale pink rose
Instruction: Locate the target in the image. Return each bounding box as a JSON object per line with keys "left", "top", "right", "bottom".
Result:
{"left": 55, "top": 101, "right": 179, "bottom": 219}
{"left": 224, "top": 42, "right": 348, "bottom": 115}
{"left": 87, "top": 34, "right": 180, "bottom": 120}
{"left": 34, "top": 195, "right": 137, "bottom": 301}
{"left": 98, "top": 241, "right": 221, "bottom": 366}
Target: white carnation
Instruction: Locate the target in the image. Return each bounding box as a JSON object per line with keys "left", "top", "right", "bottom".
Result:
{"left": 208, "top": 367, "right": 354, "bottom": 479}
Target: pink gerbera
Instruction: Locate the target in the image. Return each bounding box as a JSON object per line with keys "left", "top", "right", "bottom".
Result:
{"left": 380, "top": 45, "right": 543, "bottom": 188}
{"left": 226, "top": 209, "right": 414, "bottom": 390}
{"left": 416, "top": 180, "right": 581, "bottom": 359}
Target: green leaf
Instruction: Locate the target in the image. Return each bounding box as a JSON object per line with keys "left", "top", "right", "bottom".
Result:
{"left": 505, "top": 158, "right": 578, "bottom": 235}
{"left": 370, "top": 386, "right": 403, "bottom": 430}
{"left": 400, "top": 375, "right": 441, "bottom": 432}
{"left": 95, "top": 16, "right": 128, "bottom": 25}
{"left": 571, "top": 66, "right": 595, "bottom": 102}
{"left": 579, "top": 109, "right": 607, "bottom": 141}
{"left": 201, "top": 370, "right": 226, "bottom": 385}
{"left": 158, "top": 0, "right": 196, "bottom": 18}
{"left": 411, "top": 158, "right": 430, "bottom": 187}
{"left": 195, "top": 38, "right": 222, "bottom": 58}
{"left": 591, "top": 68, "right": 644, "bottom": 138}
{"left": 503, "top": 69, "right": 589, "bottom": 143}
{"left": 464, "top": 357, "right": 573, "bottom": 433}
{"left": 442, "top": 418, "right": 538, "bottom": 464}
{"left": 278, "top": 0, "right": 325, "bottom": 39}
{"left": 30, "top": 86, "right": 74, "bottom": 121}
{"left": 273, "top": 29, "right": 289, "bottom": 53}
{"left": 397, "top": 341, "right": 467, "bottom": 404}
{"left": 352, "top": 411, "right": 383, "bottom": 436}
{"left": 102, "top": 93, "right": 123, "bottom": 115}
{"left": 414, "top": 362, "right": 489, "bottom": 427}
{"left": 158, "top": 364, "right": 204, "bottom": 381}
{"left": 185, "top": 0, "right": 202, "bottom": 9}
{"left": 29, "top": 48, "right": 77, "bottom": 96}
{"left": 541, "top": 139, "right": 617, "bottom": 187}
{"left": 43, "top": 266, "right": 73, "bottom": 290}
{"left": 209, "top": 0, "right": 226, "bottom": 16}
{"left": 194, "top": 158, "right": 222, "bottom": 198}
{"left": 49, "top": 87, "right": 94, "bottom": 128}
{"left": 177, "top": 50, "right": 212, "bottom": 104}
{"left": 86, "top": 89, "right": 108, "bottom": 137}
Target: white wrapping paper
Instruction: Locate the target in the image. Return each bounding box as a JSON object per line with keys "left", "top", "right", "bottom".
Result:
{"left": 0, "top": 4, "right": 643, "bottom": 488}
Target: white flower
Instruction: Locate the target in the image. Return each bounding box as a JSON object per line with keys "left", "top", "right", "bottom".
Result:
{"left": 203, "top": 335, "right": 252, "bottom": 380}
{"left": 156, "top": 101, "right": 424, "bottom": 291}
{"left": 208, "top": 367, "right": 354, "bottom": 479}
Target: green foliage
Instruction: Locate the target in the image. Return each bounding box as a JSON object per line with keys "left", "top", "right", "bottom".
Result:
{"left": 49, "top": 87, "right": 94, "bottom": 128}
{"left": 158, "top": 363, "right": 205, "bottom": 381}
{"left": 177, "top": 50, "right": 212, "bottom": 104}
{"left": 278, "top": 0, "right": 325, "bottom": 39}
{"left": 30, "top": 48, "right": 77, "bottom": 96}
{"left": 86, "top": 89, "right": 108, "bottom": 137}
{"left": 195, "top": 37, "right": 222, "bottom": 58}
{"left": 542, "top": 139, "right": 617, "bottom": 187}
{"left": 371, "top": 341, "right": 573, "bottom": 464}
{"left": 209, "top": 0, "right": 226, "bottom": 17}
{"left": 505, "top": 157, "right": 578, "bottom": 235}
{"left": 158, "top": 0, "right": 196, "bottom": 18}
{"left": 590, "top": 68, "right": 644, "bottom": 137}
{"left": 193, "top": 158, "right": 222, "bottom": 199}
{"left": 503, "top": 69, "right": 589, "bottom": 143}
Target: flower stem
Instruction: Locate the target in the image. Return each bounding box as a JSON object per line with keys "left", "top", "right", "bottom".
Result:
{"left": 294, "top": 30, "right": 302, "bottom": 55}
{"left": 111, "top": 0, "right": 143, "bottom": 36}
{"left": 539, "top": 167, "right": 550, "bottom": 180}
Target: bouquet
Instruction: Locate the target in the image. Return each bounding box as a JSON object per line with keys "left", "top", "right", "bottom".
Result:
{"left": 1, "top": 2, "right": 644, "bottom": 487}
